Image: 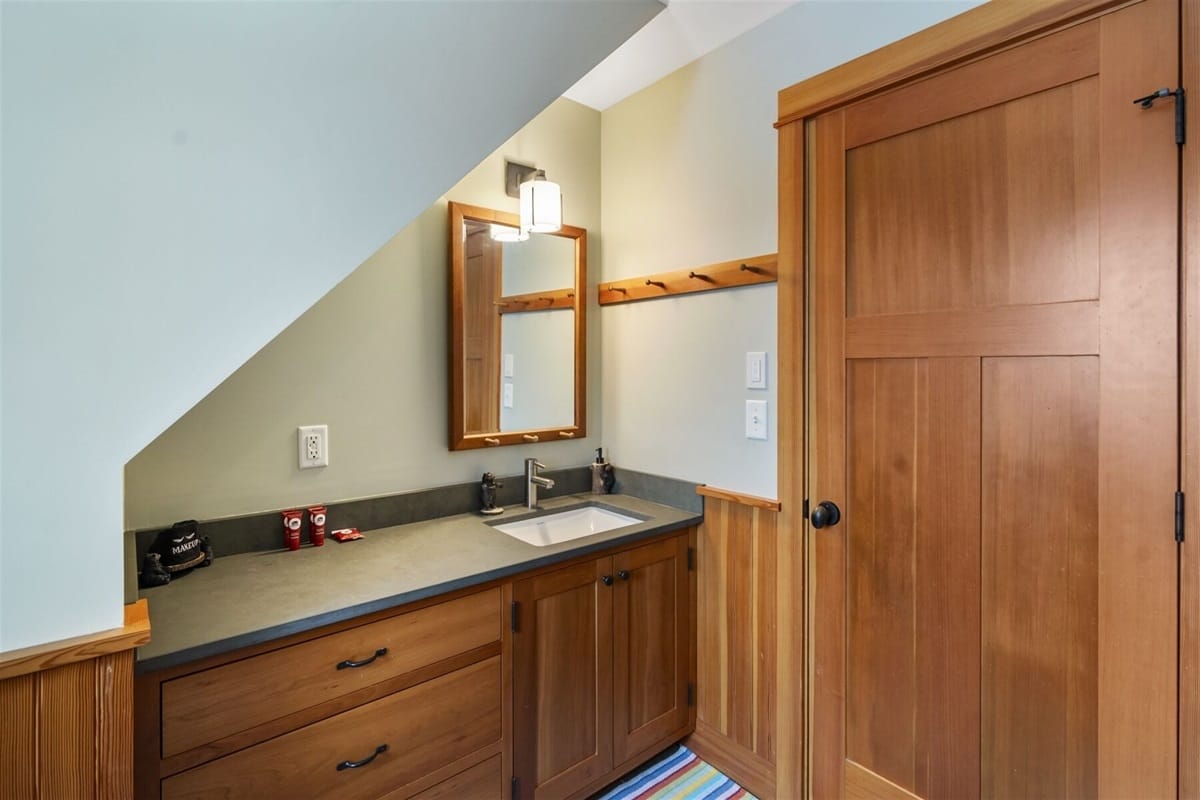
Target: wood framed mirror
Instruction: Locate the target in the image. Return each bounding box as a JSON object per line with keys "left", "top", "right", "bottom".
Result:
{"left": 448, "top": 201, "right": 586, "bottom": 450}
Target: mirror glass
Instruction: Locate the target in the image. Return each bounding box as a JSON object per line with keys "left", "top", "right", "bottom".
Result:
{"left": 449, "top": 203, "right": 585, "bottom": 450}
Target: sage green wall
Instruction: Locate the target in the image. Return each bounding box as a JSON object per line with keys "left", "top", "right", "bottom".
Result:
{"left": 124, "top": 98, "right": 601, "bottom": 530}
{"left": 598, "top": 1, "right": 979, "bottom": 499}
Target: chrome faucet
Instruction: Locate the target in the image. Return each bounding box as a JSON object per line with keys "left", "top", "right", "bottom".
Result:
{"left": 525, "top": 458, "right": 555, "bottom": 509}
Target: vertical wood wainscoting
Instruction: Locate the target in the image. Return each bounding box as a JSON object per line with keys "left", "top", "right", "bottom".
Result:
{"left": 0, "top": 600, "right": 151, "bottom": 799}
{"left": 688, "top": 486, "right": 780, "bottom": 798}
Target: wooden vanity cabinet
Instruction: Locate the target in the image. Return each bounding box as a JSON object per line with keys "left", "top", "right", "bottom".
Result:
{"left": 137, "top": 528, "right": 695, "bottom": 800}
{"left": 512, "top": 532, "right": 694, "bottom": 800}
{"left": 137, "top": 588, "right": 508, "bottom": 800}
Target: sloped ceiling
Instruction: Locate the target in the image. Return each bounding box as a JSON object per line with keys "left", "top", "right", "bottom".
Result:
{"left": 0, "top": 0, "right": 661, "bottom": 650}
{"left": 566, "top": 0, "right": 796, "bottom": 110}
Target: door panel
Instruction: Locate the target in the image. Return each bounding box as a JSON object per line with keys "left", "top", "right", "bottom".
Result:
{"left": 613, "top": 536, "right": 690, "bottom": 763}
{"left": 810, "top": 1, "right": 1180, "bottom": 797}
{"left": 846, "top": 358, "right": 981, "bottom": 799}
{"left": 981, "top": 357, "right": 1098, "bottom": 799}
{"left": 847, "top": 78, "right": 1099, "bottom": 317}
{"left": 513, "top": 558, "right": 613, "bottom": 800}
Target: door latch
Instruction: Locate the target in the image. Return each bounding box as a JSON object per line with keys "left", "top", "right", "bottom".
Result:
{"left": 1133, "top": 87, "right": 1186, "bottom": 145}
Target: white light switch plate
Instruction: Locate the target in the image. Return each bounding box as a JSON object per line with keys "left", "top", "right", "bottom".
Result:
{"left": 503, "top": 383, "right": 514, "bottom": 408}
{"left": 504, "top": 354, "right": 515, "bottom": 378}
{"left": 746, "top": 351, "right": 767, "bottom": 389}
{"left": 746, "top": 400, "right": 768, "bottom": 440}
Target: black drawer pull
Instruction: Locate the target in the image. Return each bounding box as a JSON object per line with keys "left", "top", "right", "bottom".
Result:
{"left": 336, "top": 647, "right": 387, "bottom": 670}
{"left": 336, "top": 743, "right": 387, "bottom": 771}
{"left": 617, "top": 570, "right": 630, "bottom": 581}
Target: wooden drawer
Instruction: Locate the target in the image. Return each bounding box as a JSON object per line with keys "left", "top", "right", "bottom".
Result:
{"left": 161, "top": 588, "right": 501, "bottom": 758}
{"left": 162, "top": 655, "right": 502, "bottom": 799}
{"left": 407, "top": 755, "right": 503, "bottom": 800}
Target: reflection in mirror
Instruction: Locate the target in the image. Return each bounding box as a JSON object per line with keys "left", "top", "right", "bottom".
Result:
{"left": 449, "top": 203, "right": 586, "bottom": 450}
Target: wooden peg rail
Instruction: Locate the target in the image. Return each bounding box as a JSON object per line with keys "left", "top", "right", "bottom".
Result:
{"left": 598, "top": 253, "right": 777, "bottom": 306}
{"left": 496, "top": 287, "right": 575, "bottom": 314}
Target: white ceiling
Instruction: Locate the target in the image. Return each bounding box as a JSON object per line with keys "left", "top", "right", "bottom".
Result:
{"left": 564, "top": 0, "right": 797, "bottom": 110}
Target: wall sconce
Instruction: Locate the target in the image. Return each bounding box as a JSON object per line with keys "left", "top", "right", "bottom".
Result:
{"left": 505, "top": 160, "right": 562, "bottom": 234}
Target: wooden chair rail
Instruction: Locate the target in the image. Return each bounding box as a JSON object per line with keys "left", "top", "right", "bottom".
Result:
{"left": 696, "top": 485, "right": 781, "bottom": 511}
{"left": 599, "top": 254, "right": 777, "bottom": 306}
{"left": 0, "top": 599, "right": 150, "bottom": 681}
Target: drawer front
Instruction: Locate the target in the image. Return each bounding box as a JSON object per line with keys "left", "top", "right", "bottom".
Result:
{"left": 162, "top": 588, "right": 500, "bottom": 758}
{"left": 409, "top": 755, "right": 503, "bottom": 800}
{"left": 162, "top": 656, "right": 502, "bottom": 800}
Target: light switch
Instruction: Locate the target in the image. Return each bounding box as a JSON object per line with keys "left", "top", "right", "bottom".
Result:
{"left": 503, "top": 383, "right": 514, "bottom": 408}
{"left": 746, "top": 400, "right": 768, "bottom": 440}
{"left": 747, "top": 351, "right": 767, "bottom": 389}
{"left": 504, "top": 354, "right": 515, "bottom": 378}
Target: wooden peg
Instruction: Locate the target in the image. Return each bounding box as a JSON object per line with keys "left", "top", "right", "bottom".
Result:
{"left": 522, "top": 434, "right": 539, "bottom": 442}
{"left": 646, "top": 279, "right": 667, "bottom": 289}
{"left": 558, "top": 431, "right": 575, "bottom": 438}
{"left": 689, "top": 271, "right": 714, "bottom": 282}
{"left": 484, "top": 437, "right": 501, "bottom": 446}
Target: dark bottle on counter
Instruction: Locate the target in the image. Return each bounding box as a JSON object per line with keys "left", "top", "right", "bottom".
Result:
{"left": 480, "top": 472, "right": 504, "bottom": 515}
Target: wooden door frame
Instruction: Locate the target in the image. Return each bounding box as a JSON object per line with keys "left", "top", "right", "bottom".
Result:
{"left": 1182, "top": 2, "right": 1200, "bottom": 798}
{"left": 775, "top": 0, "right": 1194, "bottom": 796}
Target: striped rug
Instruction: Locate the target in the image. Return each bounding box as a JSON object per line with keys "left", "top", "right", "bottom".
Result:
{"left": 594, "top": 745, "right": 757, "bottom": 800}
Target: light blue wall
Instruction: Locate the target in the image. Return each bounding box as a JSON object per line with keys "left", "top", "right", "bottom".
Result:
{"left": 0, "top": 1, "right": 659, "bottom": 651}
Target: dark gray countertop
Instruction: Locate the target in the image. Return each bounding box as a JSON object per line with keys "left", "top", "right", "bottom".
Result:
{"left": 136, "top": 493, "right": 701, "bottom": 673}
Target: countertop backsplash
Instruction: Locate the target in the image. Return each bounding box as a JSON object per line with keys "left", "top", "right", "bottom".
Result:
{"left": 124, "top": 467, "right": 700, "bottom": 604}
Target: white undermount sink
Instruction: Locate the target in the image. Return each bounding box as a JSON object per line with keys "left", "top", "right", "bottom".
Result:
{"left": 492, "top": 505, "right": 643, "bottom": 547}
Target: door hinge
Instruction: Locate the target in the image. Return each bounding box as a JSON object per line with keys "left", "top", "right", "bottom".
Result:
{"left": 687, "top": 683, "right": 694, "bottom": 707}
{"left": 803, "top": 498, "right": 810, "bottom": 519}
{"left": 1177, "top": 491, "right": 1186, "bottom": 543}
{"left": 510, "top": 600, "right": 519, "bottom": 633}
{"left": 511, "top": 776, "right": 519, "bottom": 800}
{"left": 687, "top": 547, "right": 694, "bottom": 571}
{"left": 1133, "top": 87, "right": 1186, "bottom": 145}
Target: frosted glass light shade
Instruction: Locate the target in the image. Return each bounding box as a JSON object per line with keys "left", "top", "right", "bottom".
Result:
{"left": 519, "top": 176, "right": 562, "bottom": 233}
{"left": 490, "top": 224, "right": 528, "bottom": 243}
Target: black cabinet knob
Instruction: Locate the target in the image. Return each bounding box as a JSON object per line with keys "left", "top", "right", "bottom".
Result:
{"left": 810, "top": 501, "right": 842, "bottom": 529}
{"left": 600, "top": 575, "right": 614, "bottom": 586}
{"left": 617, "top": 570, "right": 630, "bottom": 581}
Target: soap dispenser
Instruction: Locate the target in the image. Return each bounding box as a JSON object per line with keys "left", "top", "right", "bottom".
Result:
{"left": 591, "top": 449, "right": 608, "bottom": 495}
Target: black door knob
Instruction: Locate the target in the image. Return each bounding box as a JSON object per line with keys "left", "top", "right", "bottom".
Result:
{"left": 810, "top": 501, "right": 841, "bottom": 529}
{"left": 617, "top": 570, "right": 630, "bottom": 581}
{"left": 600, "top": 575, "right": 614, "bottom": 586}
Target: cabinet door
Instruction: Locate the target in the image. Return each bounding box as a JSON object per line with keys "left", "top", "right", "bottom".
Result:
{"left": 513, "top": 557, "right": 614, "bottom": 800}
{"left": 613, "top": 535, "right": 691, "bottom": 763}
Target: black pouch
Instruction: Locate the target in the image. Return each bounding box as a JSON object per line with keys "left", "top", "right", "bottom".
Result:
{"left": 150, "top": 520, "right": 207, "bottom": 573}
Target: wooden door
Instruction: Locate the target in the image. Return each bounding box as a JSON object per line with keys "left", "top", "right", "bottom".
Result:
{"left": 613, "top": 535, "right": 691, "bottom": 764}
{"left": 463, "top": 222, "right": 501, "bottom": 434}
{"left": 513, "top": 558, "right": 614, "bottom": 800}
{"left": 809, "top": 2, "right": 1180, "bottom": 797}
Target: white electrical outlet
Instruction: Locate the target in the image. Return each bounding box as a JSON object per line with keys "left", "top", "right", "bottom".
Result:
{"left": 503, "top": 383, "right": 514, "bottom": 408}
{"left": 298, "top": 425, "right": 329, "bottom": 469}
{"left": 504, "top": 354, "right": 515, "bottom": 378}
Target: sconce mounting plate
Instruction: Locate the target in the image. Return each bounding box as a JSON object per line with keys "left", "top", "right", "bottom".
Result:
{"left": 505, "top": 160, "right": 539, "bottom": 199}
